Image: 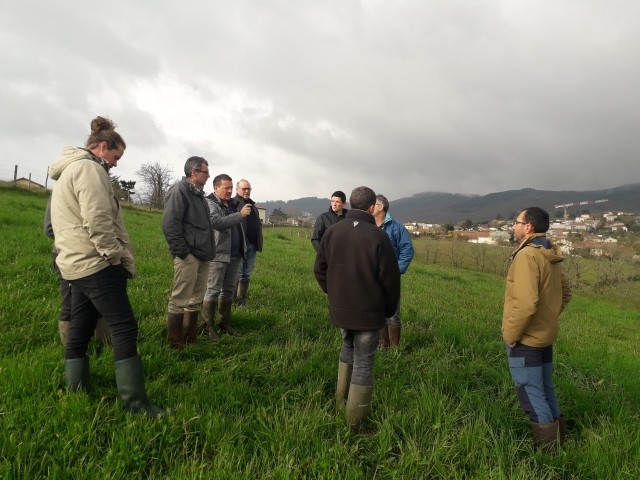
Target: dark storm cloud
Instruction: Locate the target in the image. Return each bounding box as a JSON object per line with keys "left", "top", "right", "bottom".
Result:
{"left": 2, "top": 0, "right": 639, "bottom": 200}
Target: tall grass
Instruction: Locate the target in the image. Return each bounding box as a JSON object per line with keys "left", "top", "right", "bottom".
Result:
{"left": 1, "top": 187, "right": 639, "bottom": 479}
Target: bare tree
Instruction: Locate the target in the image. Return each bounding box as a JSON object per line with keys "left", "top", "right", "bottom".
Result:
{"left": 470, "top": 244, "right": 488, "bottom": 272}
{"left": 447, "top": 237, "right": 465, "bottom": 268}
{"left": 135, "top": 162, "right": 174, "bottom": 209}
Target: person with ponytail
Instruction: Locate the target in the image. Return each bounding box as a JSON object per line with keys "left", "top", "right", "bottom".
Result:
{"left": 48, "top": 116, "right": 162, "bottom": 417}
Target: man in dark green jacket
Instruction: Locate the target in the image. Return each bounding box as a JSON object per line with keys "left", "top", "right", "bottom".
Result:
{"left": 233, "top": 179, "right": 263, "bottom": 305}
{"left": 162, "top": 156, "right": 216, "bottom": 350}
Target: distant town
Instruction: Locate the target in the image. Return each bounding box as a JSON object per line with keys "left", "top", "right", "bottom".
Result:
{"left": 404, "top": 210, "right": 640, "bottom": 261}
{"left": 269, "top": 206, "right": 640, "bottom": 261}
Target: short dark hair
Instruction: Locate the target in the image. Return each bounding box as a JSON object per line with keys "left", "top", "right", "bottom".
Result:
{"left": 213, "top": 173, "right": 232, "bottom": 188}
{"left": 331, "top": 190, "right": 346, "bottom": 202}
{"left": 184, "top": 156, "right": 208, "bottom": 177}
{"left": 349, "top": 186, "right": 376, "bottom": 211}
{"left": 522, "top": 207, "right": 550, "bottom": 233}
{"left": 376, "top": 194, "right": 389, "bottom": 213}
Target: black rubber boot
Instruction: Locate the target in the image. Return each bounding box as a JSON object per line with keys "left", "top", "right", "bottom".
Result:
{"left": 114, "top": 356, "right": 163, "bottom": 418}
{"left": 65, "top": 357, "right": 90, "bottom": 392}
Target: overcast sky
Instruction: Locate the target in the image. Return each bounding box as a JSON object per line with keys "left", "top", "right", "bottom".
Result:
{"left": 2, "top": 0, "right": 639, "bottom": 202}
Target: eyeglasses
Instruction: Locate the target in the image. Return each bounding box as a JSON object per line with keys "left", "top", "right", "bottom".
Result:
{"left": 240, "top": 187, "right": 252, "bottom": 191}
{"left": 194, "top": 169, "right": 210, "bottom": 177}
{"left": 512, "top": 220, "right": 528, "bottom": 226}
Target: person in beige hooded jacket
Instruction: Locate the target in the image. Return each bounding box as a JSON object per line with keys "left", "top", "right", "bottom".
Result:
{"left": 49, "top": 116, "right": 161, "bottom": 417}
{"left": 502, "top": 207, "right": 571, "bottom": 452}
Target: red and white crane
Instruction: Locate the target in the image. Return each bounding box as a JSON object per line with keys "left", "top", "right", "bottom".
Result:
{"left": 554, "top": 198, "right": 608, "bottom": 219}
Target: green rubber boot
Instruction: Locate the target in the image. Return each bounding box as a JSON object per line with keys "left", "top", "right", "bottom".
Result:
{"left": 115, "top": 356, "right": 163, "bottom": 418}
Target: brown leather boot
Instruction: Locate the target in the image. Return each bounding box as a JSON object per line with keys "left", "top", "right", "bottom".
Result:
{"left": 167, "top": 312, "right": 184, "bottom": 350}
{"left": 183, "top": 310, "right": 199, "bottom": 345}
{"left": 235, "top": 280, "right": 249, "bottom": 306}
{"left": 389, "top": 326, "right": 401, "bottom": 347}
{"left": 531, "top": 420, "right": 560, "bottom": 453}
{"left": 218, "top": 299, "right": 238, "bottom": 336}
{"left": 379, "top": 327, "right": 390, "bottom": 349}
{"left": 202, "top": 300, "right": 220, "bottom": 340}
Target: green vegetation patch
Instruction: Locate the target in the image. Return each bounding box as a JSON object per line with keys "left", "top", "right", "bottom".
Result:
{"left": 1, "top": 188, "right": 639, "bottom": 479}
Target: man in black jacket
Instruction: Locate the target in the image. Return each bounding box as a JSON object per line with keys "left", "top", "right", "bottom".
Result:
{"left": 311, "top": 190, "right": 348, "bottom": 251}
{"left": 162, "top": 156, "right": 216, "bottom": 350}
{"left": 314, "top": 186, "right": 400, "bottom": 431}
{"left": 233, "top": 179, "right": 263, "bottom": 305}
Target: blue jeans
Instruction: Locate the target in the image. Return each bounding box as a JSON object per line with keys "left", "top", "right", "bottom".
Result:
{"left": 239, "top": 244, "right": 257, "bottom": 283}
{"left": 66, "top": 265, "right": 138, "bottom": 361}
{"left": 339, "top": 329, "right": 379, "bottom": 387}
{"left": 506, "top": 343, "right": 561, "bottom": 424}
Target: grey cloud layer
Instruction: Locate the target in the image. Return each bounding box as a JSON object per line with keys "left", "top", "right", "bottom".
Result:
{"left": 2, "top": 0, "right": 639, "bottom": 200}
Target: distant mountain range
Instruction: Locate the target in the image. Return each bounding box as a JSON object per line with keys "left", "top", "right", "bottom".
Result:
{"left": 259, "top": 184, "right": 640, "bottom": 224}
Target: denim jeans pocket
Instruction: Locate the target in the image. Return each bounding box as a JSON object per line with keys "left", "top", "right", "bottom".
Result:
{"left": 508, "top": 356, "right": 525, "bottom": 368}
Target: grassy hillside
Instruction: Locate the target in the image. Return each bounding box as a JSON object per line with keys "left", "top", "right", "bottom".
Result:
{"left": 1, "top": 187, "right": 639, "bottom": 479}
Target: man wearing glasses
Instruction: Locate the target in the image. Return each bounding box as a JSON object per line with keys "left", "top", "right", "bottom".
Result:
{"left": 503, "top": 207, "right": 572, "bottom": 452}
{"left": 233, "top": 179, "right": 263, "bottom": 306}
{"left": 162, "top": 156, "right": 216, "bottom": 350}
{"left": 372, "top": 194, "right": 414, "bottom": 348}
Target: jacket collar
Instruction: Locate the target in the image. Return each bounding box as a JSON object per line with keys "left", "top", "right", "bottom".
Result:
{"left": 182, "top": 177, "right": 204, "bottom": 196}
{"left": 345, "top": 209, "right": 375, "bottom": 224}
{"left": 80, "top": 148, "right": 110, "bottom": 173}
{"left": 511, "top": 233, "right": 549, "bottom": 261}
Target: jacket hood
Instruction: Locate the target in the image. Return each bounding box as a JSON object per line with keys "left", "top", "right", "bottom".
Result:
{"left": 49, "top": 146, "right": 106, "bottom": 180}
{"left": 514, "top": 233, "right": 564, "bottom": 264}
{"left": 534, "top": 242, "right": 564, "bottom": 264}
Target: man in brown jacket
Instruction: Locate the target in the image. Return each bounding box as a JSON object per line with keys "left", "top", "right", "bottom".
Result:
{"left": 314, "top": 186, "right": 400, "bottom": 431}
{"left": 503, "top": 207, "right": 571, "bottom": 452}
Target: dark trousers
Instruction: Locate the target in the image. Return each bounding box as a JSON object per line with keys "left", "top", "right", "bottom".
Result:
{"left": 65, "top": 265, "right": 138, "bottom": 361}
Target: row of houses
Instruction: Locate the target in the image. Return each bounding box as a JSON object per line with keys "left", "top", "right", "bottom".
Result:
{"left": 400, "top": 212, "right": 639, "bottom": 259}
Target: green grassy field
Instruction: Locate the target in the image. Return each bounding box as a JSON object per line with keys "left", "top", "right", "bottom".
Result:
{"left": 1, "top": 187, "right": 639, "bottom": 479}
